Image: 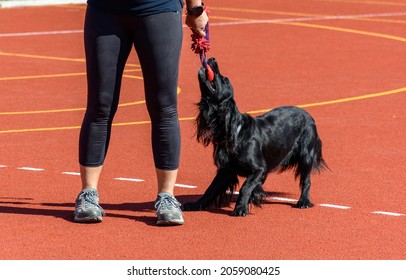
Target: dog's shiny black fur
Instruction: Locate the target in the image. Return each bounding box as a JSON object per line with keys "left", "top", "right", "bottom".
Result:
{"left": 183, "top": 58, "right": 328, "bottom": 216}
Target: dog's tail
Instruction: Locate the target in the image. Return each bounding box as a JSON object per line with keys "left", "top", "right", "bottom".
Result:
{"left": 284, "top": 131, "right": 329, "bottom": 179}
{"left": 313, "top": 136, "right": 330, "bottom": 173}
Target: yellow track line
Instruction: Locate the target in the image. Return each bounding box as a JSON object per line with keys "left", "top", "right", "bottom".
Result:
{"left": 317, "top": 0, "right": 406, "bottom": 7}
{"left": 0, "top": 125, "right": 82, "bottom": 134}
{"left": 0, "top": 70, "right": 145, "bottom": 115}
{"left": 280, "top": 21, "right": 406, "bottom": 42}
{"left": 0, "top": 72, "right": 86, "bottom": 82}
{"left": 0, "top": 51, "right": 85, "bottom": 62}
{"left": 211, "top": 6, "right": 406, "bottom": 25}
{"left": 1, "top": 6, "right": 405, "bottom": 131}
{"left": 297, "top": 87, "right": 406, "bottom": 108}
{"left": 1, "top": 87, "right": 404, "bottom": 134}
{"left": 0, "top": 50, "right": 140, "bottom": 67}
{"left": 210, "top": 13, "right": 406, "bottom": 43}
{"left": 211, "top": 6, "right": 322, "bottom": 17}
{"left": 0, "top": 69, "right": 141, "bottom": 82}
{"left": 0, "top": 100, "right": 147, "bottom": 116}
{"left": 212, "top": 13, "right": 406, "bottom": 25}
{"left": 0, "top": 86, "right": 182, "bottom": 115}
{"left": 247, "top": 87, "right": 406, "bottom": 114}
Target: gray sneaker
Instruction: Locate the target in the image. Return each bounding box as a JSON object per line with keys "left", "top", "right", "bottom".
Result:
{"left": 73, "top": 189, "right": 105, "bottom": 223}
{"left": 155, "top": 192, "right": 184, "bottom": 226}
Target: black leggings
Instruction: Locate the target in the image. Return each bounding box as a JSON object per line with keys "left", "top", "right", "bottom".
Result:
{"left": 79, "top": 6, "right": 182, "bottom": 170}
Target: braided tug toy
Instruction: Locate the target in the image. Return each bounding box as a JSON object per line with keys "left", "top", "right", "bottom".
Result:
{"left": 190, "top": 6, "right": 214, "bottom": 82}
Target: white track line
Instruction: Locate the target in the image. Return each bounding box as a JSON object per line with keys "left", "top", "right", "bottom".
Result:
{"left": 114, "top": 177, "right": 144, "bottom": 182}
{"left": 0, "top": 0, "right": 86, "bottom": 8}
{"left": 61, "top": 171, "right": 80, "bottom": 176}
{"left": 174, "top": 183, "right": 198, "bottom": 189}
{"left": 2, "top": 164, "right": 405, "bottom": 217}
{"left": 268, "top": 196, "right": 298, "bottom": 203}
{"left": 372, "top": 211, "right": 405, "bottom": 217}
{"left": 2, "top": 12, "right": 406, "bottom": 38}
{"left": 319, "top": 203, "right": 351, "bottom": 209}
{"left": 17, "top": 167, "right": 44, "bottom": 171}
{"left": 210, "top": 12, "right": 406, "bottom": 27}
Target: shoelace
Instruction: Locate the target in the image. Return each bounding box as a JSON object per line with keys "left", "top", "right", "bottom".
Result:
{"left": 155, "top": 195, "right": 181, "bottom": 211}
{"left": 79, "top": 191, "right": 106, "bottom": 216}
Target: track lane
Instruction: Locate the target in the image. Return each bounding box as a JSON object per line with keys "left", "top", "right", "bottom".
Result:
{"left": 0, "top": 0, "right": 405, "bottom": 260}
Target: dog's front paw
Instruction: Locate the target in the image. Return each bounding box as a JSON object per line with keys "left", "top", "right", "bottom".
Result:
{"left": 183, "top": 202, "right": 204, "bottom": 211}
{"left": 231, "top": 204, "right": 249, "bottom": 217}
{"left": 296, "top": 199, "right": 314, "bottom": 209}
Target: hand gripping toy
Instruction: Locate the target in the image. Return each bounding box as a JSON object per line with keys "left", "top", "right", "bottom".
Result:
{"left": 190, "top": 6, "right": 214, "bottom": 81}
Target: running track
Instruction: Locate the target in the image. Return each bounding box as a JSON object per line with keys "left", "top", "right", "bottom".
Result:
{"left": 0, "top": 0, "right": 406, "bottom": 260}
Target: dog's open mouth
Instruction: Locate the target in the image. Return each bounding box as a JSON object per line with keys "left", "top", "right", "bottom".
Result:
{"left": 199, "top": 58, "right": 221, "bottom": 93}
{"left": 199, "top": 66, "right": 217, "bottom": 92}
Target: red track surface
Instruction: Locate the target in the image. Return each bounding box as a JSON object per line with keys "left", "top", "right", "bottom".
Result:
{"left": 1, "top": 0, "right": 406, "bottom": 260}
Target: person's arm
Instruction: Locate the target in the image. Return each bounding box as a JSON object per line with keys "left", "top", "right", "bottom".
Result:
{"left": 185, "top": 0, "right": 209, "bottom": 37}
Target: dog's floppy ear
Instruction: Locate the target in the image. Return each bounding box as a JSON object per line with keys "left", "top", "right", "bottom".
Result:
{"left": 195, "top": 104, "right": 214, "bottom": 146}
{"left": 223, "top": 101, "right": 240, "bottom": 153}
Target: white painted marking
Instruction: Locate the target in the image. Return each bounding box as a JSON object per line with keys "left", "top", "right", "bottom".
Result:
{"left": 0, "top": 0, "right": 86, "bottom": 9}
{"left": 114, "top": 177, "right": 144, "bottom": 182}
{"left": 175, "top": 183, "right": 198, "bottom": 189}
{"left": 210, "top": 12, "right": 406, "bottom": 27}
{"left": 61, "top": 172, "right": 80, "bottom": 176}
{"left": 372, "top": 211, "right": 405, "bottom": 217}
{"left": 319, "top": 203, "right": 351, "bottom": 209}
{"left": 3, "top": 162, "right": 406, "bottom": 219}
{"left": 0, "top": 30, "right": 83, "bottom": 38}
{"left": 17, "top": 167, "right": 44, "bottom": 171}
{"left": 2, "top": 12, "right": 406, "bottom": 37}
{"left": 268, "top": 196, "right": 298, "bottom": 202}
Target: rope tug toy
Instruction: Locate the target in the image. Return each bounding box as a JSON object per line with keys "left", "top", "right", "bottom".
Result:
{"left": 190, "top": 6, "right": 214, "bottom": 82}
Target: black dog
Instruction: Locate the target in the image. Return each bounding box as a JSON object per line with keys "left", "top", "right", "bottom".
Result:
{"left": 183, "top": 58, "right": 328, "bottom": 216}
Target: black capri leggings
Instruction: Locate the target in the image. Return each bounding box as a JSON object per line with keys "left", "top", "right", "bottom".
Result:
{"left": 79, "top": 6, "right": 182, "bottom": 170}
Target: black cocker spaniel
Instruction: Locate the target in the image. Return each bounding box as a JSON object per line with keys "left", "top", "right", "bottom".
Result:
{"left": 184, "top": 58, "right": 328, "bottom": 216}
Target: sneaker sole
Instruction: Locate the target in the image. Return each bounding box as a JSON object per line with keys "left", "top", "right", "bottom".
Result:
{"left": 156, "top": 219, "right": 184, "bottom": 226}
{"left": 73, "top": 215, "right": 103, "bottom": 223}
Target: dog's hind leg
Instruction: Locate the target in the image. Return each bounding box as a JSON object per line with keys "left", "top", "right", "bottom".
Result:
{"left": 249, "top": 184, "right": 267, "bottom": 206}
{"left": 296, "top": 125, "right": 322, "bottom": 208}
{"left": 296, "top": 144, "right": 315, "bottom": 208}
{"left": 232, "top": 169, "right": 266, "bottom": 216}
{"left": 183, "top": 168, "right": 238, "bottom": 211}
{"left": 296, "top": 172, "right": 314, "bottom": 208}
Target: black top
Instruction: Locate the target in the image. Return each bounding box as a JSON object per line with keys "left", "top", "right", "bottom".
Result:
{"left": 87, "top": 0, "right": 184, "bottom": 16}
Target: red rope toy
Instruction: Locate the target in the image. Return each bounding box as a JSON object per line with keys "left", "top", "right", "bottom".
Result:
{"left": 190, "top": 6, "right": 214, "bottom": 82}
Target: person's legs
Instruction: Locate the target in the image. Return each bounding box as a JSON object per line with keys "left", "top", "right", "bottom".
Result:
{"left": 133, "top": 11, "right": 184, "bottom": 224}
{"left": 156, "top": 168, "right": 178, "bottom": 194}
{"left": 74, "top": 6, "right": 132, "bottom": 222}
{"left": 79, "top": 7, "right": 132, "bottom": 169}
{"left": 80, "top": 165, "right": 103, "bottom": 190}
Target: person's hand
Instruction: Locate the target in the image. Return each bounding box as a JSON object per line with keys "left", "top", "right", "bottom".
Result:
{"left": 185, "top": 10, "right": 209, "bottom": 37}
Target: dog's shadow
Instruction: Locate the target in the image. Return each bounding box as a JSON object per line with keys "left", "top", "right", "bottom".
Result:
{"left": 178, "top": 191, "right": 297, "bottom": 215}
{"left": 0, "top": 192, "right": 296, "bottom": 225}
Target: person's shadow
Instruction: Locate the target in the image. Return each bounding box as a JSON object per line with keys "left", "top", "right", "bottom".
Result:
{"left": 0, "top": 192, "right": 295, "bottom": 226}
{"left": 0, "top": 197, "right": 158, "bottom": 226}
